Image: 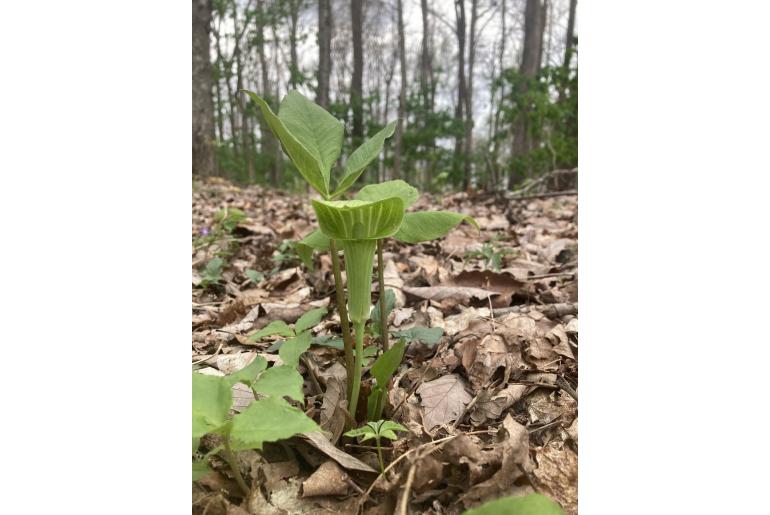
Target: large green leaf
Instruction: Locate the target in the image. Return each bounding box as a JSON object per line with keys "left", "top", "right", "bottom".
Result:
{"left": 355, "top": 179, "right": 419, "bottom": 209}
{"left": 370, "top": 338, "right": 405, "bottom": 386}
{"left": 249, "top": 320, "right": 294, "bottom": 341}
{"left": 229, "top": 396, "right": 321, "bottom": 451}
{"left": 295, "top": 307, "right": 327, "bottom": 334}
{"left": 462, "top": 493, "right": 565, "bottom": 515}
{"left": 252, "top": 365, "right": 305, "bottom": 403}
{"left": 243, "top": 90, "right": 329, "bottom": 196}
{"left": 393, "top": 211, "right": 479, "bottom": 244}
{"left": 333, "top": 121, "right": 397, "bottom": 197}
{"left": 192, "top": 372, "right": 232, "bottom": 439}
{"left": 227, "top": 355, "right": 268, "bottom": 387}
{"left": 278, "top": 91, "right": 343, "bottom": 191}
{"left": 278, "top": 331, "right": 312, "bottom": 368}
{"left": 312, "top": 198, "right": 405, "bottom": 241}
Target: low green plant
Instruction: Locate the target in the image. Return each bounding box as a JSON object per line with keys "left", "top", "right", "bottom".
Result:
{"left": 244, "top": 89, "right": 478, "bottom": 424}
{"left": 271, "top": 239, "right": 302, "bottom": 274}
{"left": 194, "top": 207, "right": 247, "bottom": 257}
{"left": 344, "top": 420, "right": 408, "bottom": 473}
{"left": 461, "top": 493, "right": 565, "bottom": 515}
{"left": 466, "top": 236, "right": 516, "bottom": 271}
{"left": 192, "top": 342, "right": 321, "bottom": 494}
{"left": 244, "top": 269, "right": 264, "bottom": 285}
{"left": 199, "top": 257, "right": 224, "bottom": 288}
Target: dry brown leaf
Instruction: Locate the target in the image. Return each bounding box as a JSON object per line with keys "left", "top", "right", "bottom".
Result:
{"left": 451, "top": 270, "right": 525, "bottom": 308}
{"left": 534, "top": 442, "right": 578, "bottom": 515}
{"left": 470, "top": 384, "right": 528, "bottom": 426}
{"left": 416, "top": 373, "right": 473, "bottom": 431}
{"left": 301, "top": 461, "right": 349, "bottom": 497}
{"left": 319, "top": 377, "right": 346, "bottom": 444}
{"left": 402, "top": 285, "right": 499, "bottom": 305}
{"left": 301, "top": 431, "right": 377, "bottom": 473}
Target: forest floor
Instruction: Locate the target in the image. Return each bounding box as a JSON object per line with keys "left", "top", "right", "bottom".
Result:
{"left": 192, "top": 177, "right": 578, "bottom": 515}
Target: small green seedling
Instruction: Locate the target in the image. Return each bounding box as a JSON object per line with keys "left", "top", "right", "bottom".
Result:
{"left": 461, "top": 493, "right": 565, "bottom": 515}
{"left": 344, "top": 420, "right": 408, "bottom": 473}
{"left": 194, "top": 207, "right": 247, "bottom": 257}
{"left": 244, "top": 269, "right": 264, "bottom": 285}
{"left": 466, "top": 236, "right": 516, "bottom": 271}
{"left": 248, "top": 307, "right": 326, "bottom": 365}
{"left": 199, "top": 257, "right": 224, "bottom": 288}
{"left": 271, "top": 239, "right": 302, "bottom": 274}
{"left": 192, "top": 347, "right": 321, "bottom": 495}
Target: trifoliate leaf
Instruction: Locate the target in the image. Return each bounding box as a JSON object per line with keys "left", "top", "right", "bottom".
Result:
{"left": 278, "top": 91, "right": 343, "bottom": 190}
{"left": 229, "top": 396, "right": 321, "bottom": 451}
{"left": 243, "top": 90, "right": 329, "bottom": 196}
{"left": 332, "top": 120, "right": 397, "bottom": 196}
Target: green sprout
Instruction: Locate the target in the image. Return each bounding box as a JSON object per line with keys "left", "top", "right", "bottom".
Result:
{"left": 344, "top": 420, "right": 408, "bottom": 473}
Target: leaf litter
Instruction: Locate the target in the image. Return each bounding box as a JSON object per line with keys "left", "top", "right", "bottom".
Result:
{"left": 193, "top": 178, "right": 578, "bottom": 514}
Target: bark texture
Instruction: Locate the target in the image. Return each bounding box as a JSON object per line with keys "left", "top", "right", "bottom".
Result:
{"left": 193, "top": 0, "right": 217, "bottom": 177}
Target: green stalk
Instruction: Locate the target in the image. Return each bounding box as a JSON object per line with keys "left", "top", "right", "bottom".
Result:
{"left": 376, "top": 239, "right": 389, "bottom": 352}
{"left": 340, "top": 239, "right": 377, "bottom": 419}
{"left": 375, "top": 436, "right": 385, "bottom": 474}
{"left": 329, "top": 239, "right": 355, "bottom": 399}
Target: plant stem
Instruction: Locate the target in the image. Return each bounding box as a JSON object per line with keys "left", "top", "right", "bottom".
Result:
{"left": 376, "top": 437, "right": 385, "bottom": 474}
{"left": 376, "top": 239, "right": 389, "bottom": 352}
{"left": 222, "top": 436, "right": 250, "bottom": 497}
{"left": 329, "top": 239, "right": 355, "bottom": 399}
{"left": 348, "top": 320, "right": 365, "bottom": 421}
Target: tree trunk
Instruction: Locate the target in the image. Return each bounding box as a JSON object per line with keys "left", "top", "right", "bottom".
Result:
{"left": 419, "top": 0, "right": 434, "bottom": 189}
{"left": 489, "top": 0, "right": 506, "bottom": 191}
{"left": 393, "top": 0, "right": 407, "bottom": 180}
{"left": 509, "top": 0, "right": 547, "bottom": 189}
{"left": 193, "top": 0, "right": 217, "bottom": 177}
{"left": 351, "top": 0, "right": 364, "bottom": 147}
{"left": 453, "top": 0, "right": 467, "bottom": 186}
{"left": 213, "top": 19, "right": 225, "bottom": 144}
{"left": 288, "top": 0, "right": 301, "bottom": 89}
{"left": 563, "top": 0, "right": 577, "bottom": 70}
{"left": 462, "top": 0, "right": 478, "bottom": 190}
{"left": 317, "top": 0, "right": 332, "bottom": 108}
{"left": 232, "top": 3, "right": 254, "bottom": 183}
{"left": 256, "top": 0, "right": 280, "bottom": 186}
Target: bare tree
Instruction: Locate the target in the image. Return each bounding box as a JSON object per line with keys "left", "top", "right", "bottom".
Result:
{"left": 563, "top": 0, "right": 577, "bottom": 70}
{"left": 509, "top": 0, "right": 547, "bottom": 189}
{"left": 351, "top": 0, "right": 364, "bottom": 146}
{"left": 193, "top": 0, "right": 217, "bottom": 177}
{"left": 453, "top": 0, "right": 467, "bottom": 182}
{"left": 462, "top": 0, "right": 478, "bottom": 190}
{"left": 288, "top": 0, "right": 302, "bottom": 89}
{"left": 393, "top": 0, "right": 407, "bottom": 179}
{"left": 317, "top": 0, "right": 333, "bottom": 108}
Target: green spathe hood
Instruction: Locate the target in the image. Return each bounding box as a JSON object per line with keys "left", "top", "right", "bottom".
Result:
{"left": 311, "top": 197, "right": 405, "bottom": 241}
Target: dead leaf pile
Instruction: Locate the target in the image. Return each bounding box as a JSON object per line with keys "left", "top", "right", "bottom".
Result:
{"left": 192, "top": 179, "right": 578, "bottom": 515}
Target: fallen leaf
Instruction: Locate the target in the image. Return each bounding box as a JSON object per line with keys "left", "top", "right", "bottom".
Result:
{"left": 301, "top": 431, "right": 377, "bottom": 473}
{"left": 301, "top": 461, "right": 349, "bottom": 497}
{"left": 417, "top": 373, "right": 473, "bottom": 431}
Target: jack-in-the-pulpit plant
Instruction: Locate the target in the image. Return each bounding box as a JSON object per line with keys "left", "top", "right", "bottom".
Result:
{"left": 243, "top": 89, "right": 478, "bottom": 423}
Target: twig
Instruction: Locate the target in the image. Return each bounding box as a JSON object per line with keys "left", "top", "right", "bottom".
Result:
{"left": 397, "top": 463, "right": 417, "bottom": 515}
{"left": 192, "top": 342, "right": 224, "bottom": 366}
{"left": 556, "top": 376, "right": 578, "bottom": 401}
{"left": 491, "top": 302, "right": 577, "bottom": 319}
{"left": 525, "top": 272, "right": 575, "bottom": 281}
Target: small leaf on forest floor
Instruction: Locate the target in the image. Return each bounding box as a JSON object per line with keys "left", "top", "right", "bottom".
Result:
{"left": 416, "top": 373, "right": 473, "bottom": 431}
{"left": 462, "top": 493, "right": 564, "bottom": 515}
